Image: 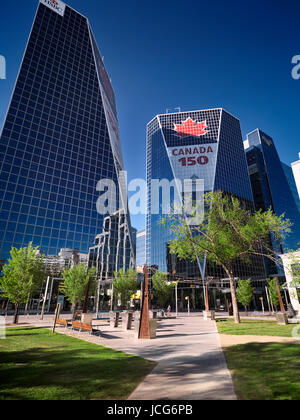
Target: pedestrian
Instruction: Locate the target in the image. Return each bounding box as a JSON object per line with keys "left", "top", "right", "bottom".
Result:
{"left": 167, "top": 305, "right": 171, "bottom": 316}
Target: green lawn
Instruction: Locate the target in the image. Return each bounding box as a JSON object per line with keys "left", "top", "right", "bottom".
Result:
{"left": 216, "top": 318, "right": 296, "bottom": 337}
{"left": 224, "top": 342, "right": 300, "bottom": 400}
{"left": 0, "top": 327, "right": 155, "bottom": 400}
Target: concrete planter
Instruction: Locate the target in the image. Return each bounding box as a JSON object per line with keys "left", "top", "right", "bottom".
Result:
{"left": 134, "top": 319, "right": 157, "bottom": 339}
{"left": 149, "top": 320, "right": 157, "bottom": 339}
{"left": 276, "top": 313, "right": 288, "bottom": 325}
{"left": 203, "top": 310, "right": 215, "bottom": 321}
{"left": 134, "top": 320, "right": 140, "bottom": 338}
{"left": 81, "top": 313, "right": 93, "bottom": 324}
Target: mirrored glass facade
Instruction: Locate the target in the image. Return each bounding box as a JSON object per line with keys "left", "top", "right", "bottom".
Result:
{"left": 89, "top": 210, "right": 136, "bottom": 280}
{"left": 245, "top": 129, "right": 300, "bottom": 253}
{"left": 282, "top": 162, "right": 300, "bottom": 214}
{"left": 0, "top": 1, "right": 134, "bottom": 262}
{"left": 136, "top": 230, "right": 146, "bottom": 267}
{"left": 146, "top": 109, "right": 265, "bottom": 281}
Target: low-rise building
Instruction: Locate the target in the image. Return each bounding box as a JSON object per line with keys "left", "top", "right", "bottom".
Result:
{"left": 280, "top": 251, "right": 300, "bottom": 313}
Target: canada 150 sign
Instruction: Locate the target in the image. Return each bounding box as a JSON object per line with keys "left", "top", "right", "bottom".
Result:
{"left": 167, "top": 117, "right": 218, "bottom": 192}
{"left": 170, "top": 145, "right": 214, "bottom": 167}
{"left": 40, "top": 0, "right": 66, "bottom": 17}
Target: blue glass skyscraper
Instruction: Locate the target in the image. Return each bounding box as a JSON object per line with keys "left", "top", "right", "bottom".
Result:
{"left": 146, "top": 109, "right": 265, "bottom": 281}
{"left": 245, "top": 129, "right": 300, "bottom": 253}
{"left": 281, "top": 162, "right": 300, "bottom": 214}
{"left": 136, "top": 230, "right": 146, "bottom": 267}
{"left": 0, "top": 0, "right": 135, "bottom": 262}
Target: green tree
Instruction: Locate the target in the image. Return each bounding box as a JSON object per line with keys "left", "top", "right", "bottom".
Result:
{"left": 113, "top": 269, "right": 139, "bottom": 309}
{"left": 267, "top": 278, "right": 281, "bottom": 310}
{"left": 166, "top": 191, "right": 291, "bottom": 324}
{"left": 62, "top": 264, "right": 96, "bottom": 318}
{"left": 152, "top": 271, "right": 175, "bottom": 309}
{"left": 0, "top": 243, "right": 45, "bottom": 324}
{"left": 236, "top": 279, "right": 254, "bottom": 314}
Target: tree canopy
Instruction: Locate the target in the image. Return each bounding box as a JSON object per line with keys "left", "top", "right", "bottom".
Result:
{"left": 267, "top": 278, "right": 281, "bottom": 310}
{"left": 152, "top": 271, "right": 175, "bottom": 309}
{"left": 113, "top": 269, "right": 139, "bottom": 309}
{"left": 0, "top": 243, "right": 45, "bottom": 323}
{"left": 236, "top": 279, "right": 254, "bottom": 312}
{"left": 62, "top": 264, "right": 96, "bottom": 308}
{"left": 166, "top": 191, "right": 291, "bottom": 323}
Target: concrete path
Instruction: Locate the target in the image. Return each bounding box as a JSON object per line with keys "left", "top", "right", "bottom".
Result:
{"left": 4, "top": 313, "right": 236, "bottom": 400}
{"left": 127, "top": 316, "right": 236, "bottom": 400}
{"left": 93, "top": 314, "right": 236, "bottom": 400}
{"left": 220, "top": 333, "right": 300, "bottom": 348}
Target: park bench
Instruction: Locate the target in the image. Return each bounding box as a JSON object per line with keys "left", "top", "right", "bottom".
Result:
{"left": 71, "top": 320, "right": 101, "bottom": 336}
{"left": 53, "top": 318, "right": 69, "bottom": 330}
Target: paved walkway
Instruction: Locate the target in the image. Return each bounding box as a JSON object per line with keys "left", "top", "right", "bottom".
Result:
{"left": 4, "top": 313, "right": 236, "bottom": 400}
{"left": 220, "top": 334, "right": 300, "bottom": 348}
{"left": 125, "top": 316, "right": 236, "bottom": 400}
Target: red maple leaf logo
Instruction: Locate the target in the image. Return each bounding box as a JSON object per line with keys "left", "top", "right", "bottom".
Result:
{"left": 174, "top": 118, "right": 208, "bottom": 138}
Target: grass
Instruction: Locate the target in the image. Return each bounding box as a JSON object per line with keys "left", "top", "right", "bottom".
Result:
{"left": 0, "top": 327, "right": 155, "bottom": 400}
{"left": 224, "top": 342, "right": 300, "bottom": 400}
{"left": 216, "top": 318, "right": 297, "bottom": 337}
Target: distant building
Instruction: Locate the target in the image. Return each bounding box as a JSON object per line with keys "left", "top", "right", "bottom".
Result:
{"left": 136, "top": 230, "right": 146, "bottom": 268}
{"left": 43, "top": 249, "right": 89, "bottom": 275}
{"left": 282, "top": 162, "right": 300, "bottom": 214}
{"left": 245, "top": 129, "right": 300, "bottom": 254}
{"left": 89, "top": 210, "right": 136, "bottom": 282}
{"left": 292, "top": 153, "right": 300, "bottom": 200}
{"left": 280, "top": 250, "right": 300, "bottom": 313}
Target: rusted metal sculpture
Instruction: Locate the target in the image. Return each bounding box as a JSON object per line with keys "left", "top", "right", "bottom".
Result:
{"left": 139, "top": 265, "right": 150, "bottom": 339}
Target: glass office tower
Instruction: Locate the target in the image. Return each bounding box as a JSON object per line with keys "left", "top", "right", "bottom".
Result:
{"left": 0, "top": 0, "right": 135, "bottom": 262}
{"left": 292, "top": 153, "right": 300, "bottom": 200}
{"left": 136, "top": 230, "right": 146, "bottom": 268}
{"left": 146, "top": 109, "right": 265, "bottom": 282}
{"left": 245, "top": 129, "right": 300, "bottom": 253}
{"left": 282, "top": 162, "right": 300, "bottom": 214}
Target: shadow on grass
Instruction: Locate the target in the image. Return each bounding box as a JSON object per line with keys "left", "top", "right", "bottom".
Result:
{"left": 0, "top": 330, "right": 155, "bottom": 400}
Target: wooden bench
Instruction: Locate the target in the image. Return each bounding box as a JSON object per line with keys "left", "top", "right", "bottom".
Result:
{"left": 53, "top": 318, "right": 69, "bottom": 330}
{"left": 71, "top": 321, "right": 101, "bottom": 336}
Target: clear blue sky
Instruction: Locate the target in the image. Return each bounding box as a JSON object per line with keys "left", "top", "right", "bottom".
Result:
{"left": 1, "top": 0, "right": 300, "bottom": 232}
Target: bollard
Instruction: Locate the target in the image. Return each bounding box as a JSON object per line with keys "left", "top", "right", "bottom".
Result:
{"left": 109, "top": 311, "right": 120, "bottom": 328}
{"left": 122, "top": 311, "right": 133, "bottom": 331}
{"left": 152, "top": 311, "right": 158, "bottom": 320}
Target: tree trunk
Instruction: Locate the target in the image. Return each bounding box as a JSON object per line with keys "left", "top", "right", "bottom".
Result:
{"left": 13, "top": 303, "right": 20, "bottom": 325}
{"left": 244, "top": 305, "right": 248, "bottom": 316}
{"left": 71, "top": 303, "right": 77, "bottom": 320}
{"left": 83, "top": 279, "right": 91, "bottom": 314}
{"left": 229, "top": 274, "right": 240, "bottom": 324}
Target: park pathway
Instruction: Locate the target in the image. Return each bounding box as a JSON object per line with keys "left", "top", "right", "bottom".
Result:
{"left": 4, "top": 313, "right": 236, "bottom": 400}
{"left": 99, "top": 314, "right": 237, "bottom": 400}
